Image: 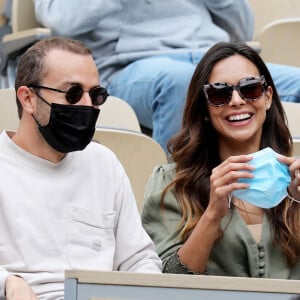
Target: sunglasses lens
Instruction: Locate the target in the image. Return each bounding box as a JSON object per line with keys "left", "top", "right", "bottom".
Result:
{"left": 90, "top": 87, "right": 108, "bottom": 106}
{"left": 206, "top": 84, "right": 232, "bottom": 106}
{"left": 66, "top": 85, "right": 83, "bottom": 104}
{"left": 239, "top": 80, "right": 264, "bottom": 100}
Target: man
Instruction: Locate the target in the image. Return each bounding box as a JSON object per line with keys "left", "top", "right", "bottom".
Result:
{"left": 33, "top": 0, "right": 300, "bottom": 152}
{"left": 0, "top": 37, "right": 161, "bottom": 300}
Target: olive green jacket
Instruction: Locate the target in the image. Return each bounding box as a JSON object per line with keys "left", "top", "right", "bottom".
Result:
{"left": 142, "top": 163, "right": 300, "bottom": 279}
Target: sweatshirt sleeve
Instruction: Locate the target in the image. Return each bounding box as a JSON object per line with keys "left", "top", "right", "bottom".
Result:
{"left": 32, "top": 0, "right": 121, "bottom": 36}
{"left": 205, "top": 0, "right": 254, "bottom": 42}
{"left": 112, "top": 166, "right": 162, "bottom": 273}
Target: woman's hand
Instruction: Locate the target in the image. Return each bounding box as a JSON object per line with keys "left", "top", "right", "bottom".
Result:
{"left": 277, "top": 155, "right": 300, "bottom": 201}
{"left": 207, "top": 154, "right": 255, "bottom": 220}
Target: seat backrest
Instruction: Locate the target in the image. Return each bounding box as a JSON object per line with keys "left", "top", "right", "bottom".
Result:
{"left": 12, "top": 0, "right": 42, "bottom": 32}
{"left": 294, "top": 138, "right": 300, "bottom": 158}
{"left": 254, "top": 18, "right": 300, "bottom": 67}
{"left": 0, "top": 88, "right": 19, "bottom": 131}
{"left": 281, "top": 101, "right": 300, "bottom": 157}
{"left": 98, "top": 96, "right": 141, "bottom": 132}
{"left": 0, "top": 0, "right": 7, "bottom": 26}
{"left": 0, "top": 0, "right": 5, "bottom": 11}
{"left": 282, "top": 101, "right": 300, "bottom": 138}
{"left": 248, "top": 0, "right": 300, "bottom": 39}
{"left": 93, "top": 128, "right": 167, "bottom": 212}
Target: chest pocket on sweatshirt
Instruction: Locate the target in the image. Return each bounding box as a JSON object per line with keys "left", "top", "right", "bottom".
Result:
{"left": 67, "top": 207, "right": 116, "bottom": 269}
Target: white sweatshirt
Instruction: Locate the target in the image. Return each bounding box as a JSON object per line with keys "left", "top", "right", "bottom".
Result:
{"left": 0, "top": 131, "right": 161, "bottom": 300}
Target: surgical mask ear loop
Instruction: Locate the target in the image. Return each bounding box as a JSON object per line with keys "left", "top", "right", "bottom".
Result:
{"left": 287, "top": 188, "right": 300, "bottom": 203}
{"left": 227, "top": 193, "right": 233, "bottom": 208}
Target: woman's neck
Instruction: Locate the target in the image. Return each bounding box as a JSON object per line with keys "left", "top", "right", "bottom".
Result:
{"left": 219, "top": 139, "right": 260, "bottom": 161}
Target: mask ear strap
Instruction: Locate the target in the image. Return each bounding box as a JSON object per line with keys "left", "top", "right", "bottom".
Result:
{"left": 29, "top": 87, "right": 51, "bottom": 107}
{"left": 35, "top": 93, "right": 51, "bottom": 106}
{"left": 31, "top": 114, "right": 43, "bottom": 127}
{"left": 227, "top": 193, "right": 233, "bottom": 208}
{"left": 287, "top": 188, "right": 300, "bottom": 203}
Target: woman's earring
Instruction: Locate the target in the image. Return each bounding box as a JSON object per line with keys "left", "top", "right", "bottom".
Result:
{"left": 204, "top": 116, "right": 210, "bottom": 122}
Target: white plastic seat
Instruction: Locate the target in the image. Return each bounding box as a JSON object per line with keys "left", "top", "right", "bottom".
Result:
{"left": 254, "top": 18, "right": 300, "bottom": 67}
{"left": 282, "top": 101, "right": 300, "bottom": 138}
{"left": 93, "top": 128, "right": 167, "bottom": 211}
{"left": 293, "top": 138, "right": 300, "bottom": 158}
{"left": 0, "top": 88, "right": 19, "bottom": 131}
{"left": 248, "top": 0, "right": 300, "bottom": 39}
{"left": 282, "top": 101, "right": 300, "bottom": 157}
{"left": 98, "top": 96, "right": 141, "bottom": 132}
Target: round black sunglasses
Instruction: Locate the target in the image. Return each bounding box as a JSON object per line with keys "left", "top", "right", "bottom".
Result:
{"left": 28, "top": 84, "right": 109, "bottom": 106}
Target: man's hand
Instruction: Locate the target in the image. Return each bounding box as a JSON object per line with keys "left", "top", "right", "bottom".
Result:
{"left": 5, "top": 275, "right": 38, "bottom": 300}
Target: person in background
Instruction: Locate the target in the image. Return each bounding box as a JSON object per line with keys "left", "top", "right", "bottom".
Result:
{"left": 0, "top": 37, "right": 161, "bottom": 300}
{"left": 32, "top": 0, "right": 300, "bottom": 152}
{"left": 142, "top": 42, "right": 300, "bottom": 278}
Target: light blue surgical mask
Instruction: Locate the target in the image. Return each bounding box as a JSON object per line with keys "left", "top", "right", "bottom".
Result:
{"left": 232, "top": 147, "right": 291, "bottom": 208}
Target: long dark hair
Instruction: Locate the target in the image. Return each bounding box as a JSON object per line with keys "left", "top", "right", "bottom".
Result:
{"left": 163, "top": 42, "right": 298, "bottom": 266}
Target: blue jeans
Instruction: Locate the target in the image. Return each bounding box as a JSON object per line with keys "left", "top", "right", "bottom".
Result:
{"left": 107, "top": 52, "right": 300, "bottom": 152}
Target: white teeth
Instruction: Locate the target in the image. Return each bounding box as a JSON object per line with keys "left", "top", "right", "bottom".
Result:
{"left": 228, "top": 113, "right": 251, "bottom": 121}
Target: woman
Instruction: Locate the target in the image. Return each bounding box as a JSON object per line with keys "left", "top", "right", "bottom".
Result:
{"left": 142, "top": 42, "right": 300, "bottom": 278}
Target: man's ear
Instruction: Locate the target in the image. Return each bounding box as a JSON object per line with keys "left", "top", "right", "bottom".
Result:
{"left": 17, "top": 86, "right": 36, "bottom": 114}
